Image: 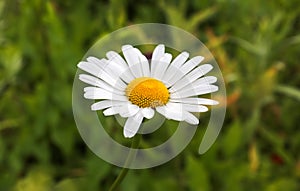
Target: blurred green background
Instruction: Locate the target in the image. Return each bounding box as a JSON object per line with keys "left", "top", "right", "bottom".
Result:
{"left": 1, "top": 0, "right": 300, "bottom": 190}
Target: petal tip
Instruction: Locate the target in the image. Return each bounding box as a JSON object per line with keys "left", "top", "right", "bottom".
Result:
{"left": 195, "top": 56, "right": 205, "bottom": 62}
{"left": 123, "top": 130, "right": 136, "bottom": 138}
{"left": 91, "top": 104, "right": 98, "bottom": 111}
{"left": 77, "top": 62, "right": 84, "bottom": 69}
{"left": 157, "top": 44, "right": 165, "bottom": 48}
{"left": 182, "top": 51, "right": 190, "bottom": 58}
{"left": 212, "top": 100, "right": 219, "bottom": 105}
{"left": 122, "top": 45, "right": 133, "bottom": 51}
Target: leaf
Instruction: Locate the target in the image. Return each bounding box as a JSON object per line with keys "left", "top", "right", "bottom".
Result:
{"left": 0, "top": 45, "right": 22, "bottom": 90}
{"left": 54, "top": 179, "right": 80, "bottom": 191}
{"left": 248, "top": 143, "right": 259, "bottom": 172}
{"left": 266, "top": 178, "right": 298, "bottom": 191}
{"left": 275, "top": 85, "right": 300, "bottom": 101}
{"left": 185, "top": 155, "right": 210, "bottom": 191}
{"left": 285, "top": 35, "right": 300, "bottom": 46}
{"left": 222, "top": 120, "right": 243, "bottom": 156}
{"left": 14, "top": 169, "right": 53, "bottom": 191}
{"left": 121, "top": 171, "right": 139, "bottom": 191}
{"left": 232, "top": 37, "right": 267, "bottom": 56}
{"left": 186, "top": 7, "right": 217, "bottom": 31}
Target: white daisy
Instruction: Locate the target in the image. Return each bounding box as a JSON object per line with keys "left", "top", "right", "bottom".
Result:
{"left": 78, "top": 44, "right": 219, "bottom": 138}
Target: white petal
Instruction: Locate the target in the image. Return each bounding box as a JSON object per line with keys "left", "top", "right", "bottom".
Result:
{"left": 94, "top": 58, "right": 128, "bottom": 82}
{"left": 151, "top": 44, "right": 165, "bottom": 63}
{"left": 180, "top": 56, "right": 204, "bottom": 74}
{"left": 83, "top": 86, "right": 124, "bottom": 97}
{"left": 78, "top": 61, "right": 103, "bottom": 77}
{"left": 182, "top": 104, "right": 208, "bottom": 112}
{"left": 123, "top": 112, "right": 144, "bottom": 138}
{"left": 157, "top": 105, "right": 200, "bottom": 124}
{"left": 106, "top": 60, "right": 127, "bottom": 76}
{"left": 156, "top": 103, "right": 185, "bottom": 121}
{"left": 169, "top": 97, "right": 219, "bottom": 105}
{"left": 151, "top": 44, "right": 165, "bottom": 76}
{"left": 83, "top": 81, "right": 125, "bottom": 95}
{"left": 187, "top": 64, "right": 213, "bottom": 80}
{"left": 162, "top": 51, "right": 189, "bottom": 82}
{"left": 122, "top": 45, "right": 143, "bottom": 78}
{"left": 121, "top": 45, "right": 135, "bottom": 62}
{"left": 170, "top": 85, "right": 219, "bottom": 99}
{"left": 86, "top": 57, "right": 127, "bottom": 89}
{"left": 78, "top": 60, "right": 126, "bottom": 91}
{"left": 167, "top": 56, "right": 204, "bottom": 87}
{"left": 120, "top": 70, "right": 135, "bottom": 84}
{"left": 119, "top": 103, "right": 140, "bottom": 118}
{"left": 91, "top": 100, "right": 127, "bottom": 111}
{"left": 98, "top": 56, "right": 134, "bottom": 83}
{"left": 128, "top": 47, "right": 150, "bottom": 77}
{"left": 168, "top": 76, "right": 191, "bottom": 93}
{"left": 106, "top": 51, "right": 128, "bottom": 69}
{"left": 83, "top": 88, "right": 112, "bottom": 99}
{"left": 84, "top": 57, "right": 125, "bottom": 79}
{"left": 103, "top": 107, "right": 119, "bottom": 116}
{"left": 152, "top": 53, "right": 172, "bottom": 80}
{"left": 170, "top": 51, "right": 189, "bottom": 68}
{"left": 141, "top": 108, "right": 155, "bottom": 119}
{"left": 87, "top": 57, "right": 126, "bottom": 83}
{"left": 184, "top": 112, "right": 199, "bottom": 125}
{"left": 174, "top": 76, "right": 217, "bottom": 93}
{"left": 194, "top": 76, "right": 217, "bottom": 85}
{"left": 79, "top": 74, "right": 113, "bottom": 91}
{"left": 86, "top": 57, "right": 107, "bottom": 69}
{"left": 132, "top": 48, "right": 145, "bottom": 78}
{"left": 161, "top": 65, "right": 178, "bottom": 86}
{"left": 84, "top": 88, "right": 128, "bottom": 101}
{"left": 99, "top": 71, "right": 126, "bottom": 91}
{"left": 137, "top": 52, "right": 150, "bottom": 77}
{"left": 169, "top": 64, "right": 213, "bottom": 92}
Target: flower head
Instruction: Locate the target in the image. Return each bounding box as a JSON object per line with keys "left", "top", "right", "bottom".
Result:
{"left": 78, "top": 44, "right": 218, "bottom": 138}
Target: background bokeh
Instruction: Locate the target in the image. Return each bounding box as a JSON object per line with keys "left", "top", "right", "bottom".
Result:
{"left": 1, "top": 0, "right": 300, "bottom": 190}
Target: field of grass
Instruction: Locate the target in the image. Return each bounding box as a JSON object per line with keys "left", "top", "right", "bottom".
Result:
{"left": 1, "top": 0, "right": 300, "bottom": 190}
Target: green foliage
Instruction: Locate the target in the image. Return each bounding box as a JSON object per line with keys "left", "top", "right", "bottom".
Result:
{"left": 185, "top": 155, "right": 210, "bottom": 191}
{"left": 1, "top": 0, "right": 300, "bottom": 190}
{"left": 275, "top": 85, "right": 300, "bottom": 101}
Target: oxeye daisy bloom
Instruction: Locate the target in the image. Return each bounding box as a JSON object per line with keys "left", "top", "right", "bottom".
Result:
{"left": 77, "top": 44, "right": 219, "bottom": 138}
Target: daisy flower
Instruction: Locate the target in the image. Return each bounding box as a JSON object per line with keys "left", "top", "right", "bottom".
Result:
{"left": 77, "top": 44, "right": 219, "bottom": 138}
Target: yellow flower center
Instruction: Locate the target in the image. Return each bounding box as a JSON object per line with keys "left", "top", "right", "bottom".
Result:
{"left": 125, "top": 77, "right": 169, "bottom": 108}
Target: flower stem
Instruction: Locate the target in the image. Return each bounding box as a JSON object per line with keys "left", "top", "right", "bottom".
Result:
{"left": 108, "top": 134, "right": 141, "bottom": 191}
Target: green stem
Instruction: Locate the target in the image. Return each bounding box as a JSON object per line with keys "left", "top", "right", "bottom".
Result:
{"left": 108, "top": 134, "right": 141, "bottom": 191}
